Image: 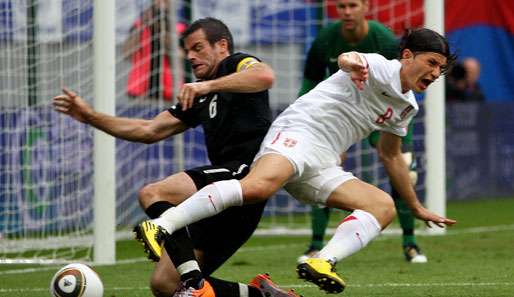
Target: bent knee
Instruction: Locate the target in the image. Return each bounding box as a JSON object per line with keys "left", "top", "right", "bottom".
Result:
{"left": 368, "top": 193, "right": 396, "bottom": 228}
{"left": 138, "top": 183, "right": 160, "bottom": 209}
{"left": 150, "top": 273, "right": 178, "bottom": 297}
{"left": 241, "top": 179, "right": 278, "bottom": 202}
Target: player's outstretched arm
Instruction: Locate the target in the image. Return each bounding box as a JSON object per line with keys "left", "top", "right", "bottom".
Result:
{"left": 178, "top": 61, "right": 275, "bottom": 110}
{"left": 52, "top": 87, "right": 187, "bottom": 143}
{"left": 338, "top": 51, "right": 369, "bottom": 90}
{"left": 377, "top": 131, "right": 457, "bottom": 227}
{"left": 53, "top": 87, "right": 94, "bottom": 123}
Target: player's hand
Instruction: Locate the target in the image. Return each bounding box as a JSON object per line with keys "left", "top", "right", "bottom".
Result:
{"left": 177, "top": 81, "right": 211, "bottom": 111}
{"left": 338, "top": 52, "right": 368, "bottom": 90}
{"left": 349, "top": 65, "right": 368, "bottom": 91}
{"left": 52, "top": 87, "right": 93, "bottom": 123}
{"left": 412, "top": 205, "right": 457, "bottom": 228}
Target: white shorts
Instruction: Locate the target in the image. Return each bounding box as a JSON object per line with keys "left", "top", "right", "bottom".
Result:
{"left": 254, "top": 127, "right": 356, "bottom": 206}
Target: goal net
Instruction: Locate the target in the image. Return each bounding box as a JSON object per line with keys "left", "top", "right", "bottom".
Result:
{"left": 0, "top": 0, "right": 426, "bottom": 264}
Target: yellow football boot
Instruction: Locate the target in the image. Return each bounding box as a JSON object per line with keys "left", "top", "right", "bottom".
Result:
{"left": 133, "top": 220, "right": 165, "bottom": 262}
{"left": 296, "top": 258, "right": 346, "bottom": 294}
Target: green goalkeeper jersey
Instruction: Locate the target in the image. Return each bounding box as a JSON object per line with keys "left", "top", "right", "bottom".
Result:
{"left": 299, "top": 20, "right": 413, "bottom": 148}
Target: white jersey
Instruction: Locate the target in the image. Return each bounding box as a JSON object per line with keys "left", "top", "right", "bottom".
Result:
{"left": 273, "top": 53, "right": 418, "bottom": 155}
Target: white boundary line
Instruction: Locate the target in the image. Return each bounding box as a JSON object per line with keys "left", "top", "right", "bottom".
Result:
{"left": 254, "top": 223, "right": 514, "bottom": 236}
{"left": 286, "top": 282, "right": 514, "bottom": 288}
{"left": 2, "top": 281, "right": 514, "bottom": 293}
{"left": 1, "top": 224, "right": 513, "bottom": 277}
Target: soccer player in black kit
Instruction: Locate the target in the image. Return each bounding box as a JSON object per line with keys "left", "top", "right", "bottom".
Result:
{"left": 53, "top": 18, "right": 299, "bottom": 297}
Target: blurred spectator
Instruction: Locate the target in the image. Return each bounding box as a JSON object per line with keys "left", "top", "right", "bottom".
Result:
{"left": 462, "top": 57, "right": 485, "bottom": 101}
{"left": 446, "top": 63, "right": 467, "bottom": 101}
{"left": 123, "top": 0, "right": 185, "bottom": 101}
{"left": 446, "top": 57, "right": 485, "bottom": 102}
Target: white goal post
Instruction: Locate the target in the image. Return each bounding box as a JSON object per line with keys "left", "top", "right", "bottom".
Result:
{"left": 423, "top": 0, "right": 447, "bottom": 235}
{"left": 93, "top": 0, "right": 116, "bottom": 265}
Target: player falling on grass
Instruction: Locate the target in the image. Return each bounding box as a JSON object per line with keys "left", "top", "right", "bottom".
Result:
{"left": 53, "top": 17, "right": 299, "bottom": 297}
{"left": 136, "top": 27, "right": 458, "bottom": 294}
{"left": 298, "top": 0, "right": 428, "bottom": 264}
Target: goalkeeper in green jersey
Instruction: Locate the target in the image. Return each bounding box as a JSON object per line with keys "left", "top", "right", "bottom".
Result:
{"left": 297, "top": 0, "right": 427, "bottom": 264}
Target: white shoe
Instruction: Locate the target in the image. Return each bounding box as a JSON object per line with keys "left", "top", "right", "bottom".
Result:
{"left": 404, "top": 245, "right": 428, "bottom": 263}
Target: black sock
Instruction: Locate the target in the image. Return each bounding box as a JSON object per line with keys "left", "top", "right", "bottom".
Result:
{"left": 207, "top": 277, "right": 262, "bottom": 297}
{"left": 248, "top": 286, "right": 263, "bottom": 297}
{"left": 144, "top": 201, "right": 174, "bottom": 219}
{"left": 164, "top": 228, "right": 204, "bottom": 289}
{"left": 182, "top": 270, "right": 204, "bottom": 290}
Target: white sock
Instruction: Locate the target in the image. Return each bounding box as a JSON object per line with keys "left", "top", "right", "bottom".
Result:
{"left": 176, "top": 260, "right": 200, "bottom": 276}
{"left": 153, "top": 179, "right": 243, "bottom": 234}
{"left": 238, "top": 283, "right": 249, "bottom": 297}
{"left": 318, "top": 210, "right": 381, "bottom": 263}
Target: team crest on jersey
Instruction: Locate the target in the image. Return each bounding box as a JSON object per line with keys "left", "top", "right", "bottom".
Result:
{"left": 400, "top": 105, "right": 414, "bottom": 119}
{"left": 283, "top": 138, "right": 297, "bottom": 148}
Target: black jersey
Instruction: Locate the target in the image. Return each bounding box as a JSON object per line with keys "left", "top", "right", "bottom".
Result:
{"left": 168, "top": 53, "right": 272, "bottom": 165}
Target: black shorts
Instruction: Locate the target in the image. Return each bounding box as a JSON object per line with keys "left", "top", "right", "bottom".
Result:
{"left": 184, "top": 161, "right": 266, "bottom": 275}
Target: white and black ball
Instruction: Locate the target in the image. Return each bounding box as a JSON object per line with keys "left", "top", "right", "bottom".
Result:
{"left": 50, "top": 263, "right": 103, "bottom": 297}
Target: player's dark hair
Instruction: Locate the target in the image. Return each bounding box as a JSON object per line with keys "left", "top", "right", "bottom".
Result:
{"left": 399, "top": 28, "right": 457, "bottom": 73}
{"left": 181, "top": 17, "right": 234, "bottom": 54}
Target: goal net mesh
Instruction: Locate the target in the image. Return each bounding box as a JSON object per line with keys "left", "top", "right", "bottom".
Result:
{"left": 0, "top": 0, "right": 425, "bottom": 263}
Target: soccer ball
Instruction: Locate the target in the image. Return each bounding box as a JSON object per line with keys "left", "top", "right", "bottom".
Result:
{"left": 50, "top": 263, "right": 104, "bottom": 297}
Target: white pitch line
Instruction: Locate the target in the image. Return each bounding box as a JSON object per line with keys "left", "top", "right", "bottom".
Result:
{"left": 255, "top": 223, "right": 514, "bottom": 236}
{"left": 237, "top": 223, "right": 514, "bottom": 253}
{"left": 0, "top": 266, "right": 61, "bottom": 275}
{"left": 285, "top": 282, "right": 514, "bottom": 288}
{"left": 2, "top": 281, "right": 514, "bottom": 294}
{"left": 1, "top": 224, "right": 513, "bottom": 276}
{"left": 0, "top": 257, "right": 151, "bottom": 275}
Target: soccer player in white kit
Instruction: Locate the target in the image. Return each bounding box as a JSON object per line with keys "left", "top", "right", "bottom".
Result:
{"left": 145, "top": 28, "right": 458, "bottom": 294}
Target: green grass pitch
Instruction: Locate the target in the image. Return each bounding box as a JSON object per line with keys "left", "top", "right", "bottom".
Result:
{"left": 1, "top": 198, "right": 513, "bottom": 297}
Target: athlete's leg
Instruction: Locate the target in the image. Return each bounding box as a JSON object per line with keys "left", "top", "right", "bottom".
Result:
{"left": 153, "top": 153, "right": 295, "bottom": 235}
{"left": 138, "top": 165, "right": 277, "bottom": 296}
{"left": 300, "top": 152, "right": 349, "bottom": 263}
{"left": 133, "top": 172, "right": 199, "bottom": 295}
{"left": 163, "top": 163, "right": 253, "bottom": 290}
{"left": 149, "top": 249, "right": 183, "bottom": 296}
{"left": 320, "top": 179, "right": 395, "bottom": 261}
{"left": 297, "top": 179, "right": 395, "bottom": 293}
{"left": 189, "top": 203, "right": 269, "bottom": 297}
{"left": 150, "top": 248, "right": 266, "bottom": 297}
{"left": 241, "top": 153, "right": 296, "bottom": 200}
{"left": 135, "top": 172, "right": 197, "bottom": 261}
{"left": 392, "top": 186, "right": 416, "bottom": 245}
{"left": 136, "top": 169, "right": 236, "bottom": 295}
{"left": 389, "top": 151, "right": 427, "bottom": 262}
{"left": 392, "top": 185, "right": 427, "bottom": 263}
{"left": 138, "top": 172, "right": 197, "bottom": 209}
{"left": 310, "top": 206, "right": 330, "bottom": 251}
{"left": 149, "top": 227, "right": 266, "bottom": 297}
